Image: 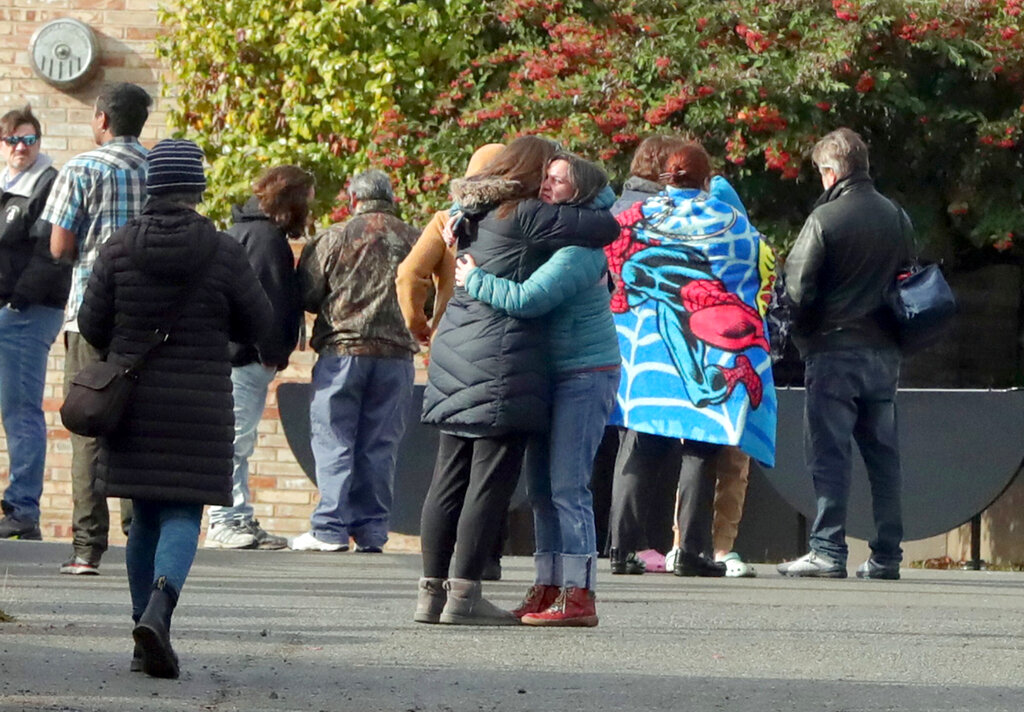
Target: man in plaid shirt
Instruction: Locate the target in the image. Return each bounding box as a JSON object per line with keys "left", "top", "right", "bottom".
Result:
{"left": 44, "top": 82, "right": 151, "bottom": 576}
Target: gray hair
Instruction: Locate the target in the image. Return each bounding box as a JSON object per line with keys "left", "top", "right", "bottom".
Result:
{"left": 348, "top": 169, "right": 394, "bottom": 203}
{"left": 811, "top": 128, "right": 870, "bottom": 179}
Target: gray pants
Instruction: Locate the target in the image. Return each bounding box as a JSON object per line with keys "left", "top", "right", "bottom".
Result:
{"left": 64, "top": 332, "right": 132, "bottom": 562}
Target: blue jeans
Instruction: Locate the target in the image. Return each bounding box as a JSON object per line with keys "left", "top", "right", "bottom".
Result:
{"left": 208, "top": 363, "right": 277, "bottom": 526}
{"left": 309, "top": 355, "right": 414, "bottom": 547}
{"left": 528, "top": 368, "right": 619, "bottom": 590}
{"left": 126, "top": 500, "right": 202, "bottom": 620}
{"left": 0, "top": 304, "right": 64, "bottom": 523}
{"left": 804, "top": 347, "right": 903, "bottom": 567}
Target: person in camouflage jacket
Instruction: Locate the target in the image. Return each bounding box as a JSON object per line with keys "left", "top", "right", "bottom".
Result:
{"left": 294, "top": 170, "right": 418, "bottom": 552}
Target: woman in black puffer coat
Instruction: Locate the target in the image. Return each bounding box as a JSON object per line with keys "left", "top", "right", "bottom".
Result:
{"left": 77, "top": 140, "right": 271, "bottom": 679}
{"left": 416, "top": 136, "right": 620, "bottom": 626}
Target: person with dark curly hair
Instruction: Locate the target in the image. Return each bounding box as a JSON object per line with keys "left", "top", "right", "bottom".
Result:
{"left": 204, "top": 166, "right": 313, "bottom": 550}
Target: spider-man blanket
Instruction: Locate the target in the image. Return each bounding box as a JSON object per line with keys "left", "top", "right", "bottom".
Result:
{"left": 606, "top": 187, "right": 777, "bottom": 467}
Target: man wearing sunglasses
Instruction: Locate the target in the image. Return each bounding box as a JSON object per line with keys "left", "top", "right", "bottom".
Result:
{"left": 0, "top": 106, "right": 68, "bottom": 542}
{"left": 43, "top": 82, "right": 151, "bottom": 575}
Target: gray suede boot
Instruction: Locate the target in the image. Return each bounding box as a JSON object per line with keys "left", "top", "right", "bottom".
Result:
{"left": 414, "top": 577, "right": 447, "bottom": 624}
{"left": 438, "top": 578, "right": 519, "bottom": 626}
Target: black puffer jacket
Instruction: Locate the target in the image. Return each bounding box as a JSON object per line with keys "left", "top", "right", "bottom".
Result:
{"left": 0, "top": 155, "right": 70, "bottom": 309}
{"left": 784, "top": 172, "right": 913, "bottom": 356}
{"left": 225, "top": 197, "right": 302, "bottom": 370}
{"left": 77, "top": 199, "right": 272, "bottom": 505}
{"left": 421, "top": 178, "right": 619, "bottom": 435}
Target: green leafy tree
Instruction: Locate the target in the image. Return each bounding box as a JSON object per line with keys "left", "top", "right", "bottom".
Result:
{"left": 159, "top": 0, "right": 1024, "bottom": 258}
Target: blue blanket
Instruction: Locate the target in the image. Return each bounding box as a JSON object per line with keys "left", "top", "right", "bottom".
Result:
{"left": 607, "top": 186, "right": 778, "bottom": 467}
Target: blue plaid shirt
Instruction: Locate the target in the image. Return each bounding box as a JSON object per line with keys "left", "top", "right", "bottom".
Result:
{"left": 40, "top": 137, "right": 148, "bottom": 330}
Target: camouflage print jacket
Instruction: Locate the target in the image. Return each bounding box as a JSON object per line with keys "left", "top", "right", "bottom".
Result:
{"left": 298, "top": 200, "right": 419, "bottom": 358}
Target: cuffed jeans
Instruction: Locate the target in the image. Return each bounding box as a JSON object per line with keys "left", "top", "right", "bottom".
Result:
{"left": 309, "top": 354, "right": 414, "bottom": 548}
{"left": 529, "top": 368, "right": 619, "bottom": 591}
{"left": 64, "top": 332, "right": 132, "bottom": 561}
{"left": 804, "top": 347, "right": 903, "bottom": 567}
{"left": 0, "top": 304, "right": 63, "bottom": 523}
{"left": 126, "top": 499, "right": 202, "bottom": 620}
{"left": 208, "top": 363, "right": 277, "bottom": 526}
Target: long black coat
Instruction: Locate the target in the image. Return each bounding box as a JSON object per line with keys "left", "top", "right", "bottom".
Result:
{"left": 78, "top": 199, "right": 272, "bottom": 505}
{"left": 421, "top": 178, "right": 619, "bottom": 435}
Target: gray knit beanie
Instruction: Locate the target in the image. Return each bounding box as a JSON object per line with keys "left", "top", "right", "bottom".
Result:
{"left": 146, "top": 139, "right": 207, "bottom": 196}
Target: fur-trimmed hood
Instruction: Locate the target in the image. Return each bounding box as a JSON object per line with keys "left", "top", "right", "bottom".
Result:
{"left": 451, "top": 176, "right": 522, "bottom": 214}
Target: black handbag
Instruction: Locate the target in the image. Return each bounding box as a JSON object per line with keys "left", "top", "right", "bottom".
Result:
{"left": 60, "top": 267, "right": 209, "bottom": 438}
{"left": 59, "top": 359, "right": 141, "bottom": 437}
{"left": 886, "top": 261, "right": 957, "bottom": 354}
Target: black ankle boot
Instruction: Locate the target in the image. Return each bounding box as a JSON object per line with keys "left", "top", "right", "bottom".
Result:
{"left": 130, "top": 614, "right": 143, "bottom": 672}
{"left": 133, "top": 576, "right": 180, "bottom": 679}
{"left": 609, "top": 548, "right": 646, "bottom": 575}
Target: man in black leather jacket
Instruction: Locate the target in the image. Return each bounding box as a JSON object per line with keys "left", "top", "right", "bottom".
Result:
{"left": 778, "top": 128, "right": 912, "bottom": 581}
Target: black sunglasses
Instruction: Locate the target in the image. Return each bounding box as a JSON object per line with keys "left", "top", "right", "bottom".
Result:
{"left": 3, "top": 135, "right": 39, "bottom": 147}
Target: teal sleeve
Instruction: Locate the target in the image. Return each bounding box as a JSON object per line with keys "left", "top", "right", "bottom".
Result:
{"left": 463, "top": 247, "right": 607, "bottom": 319}
{"left": 586, "top": 185, "right": 616, "bottom": 210}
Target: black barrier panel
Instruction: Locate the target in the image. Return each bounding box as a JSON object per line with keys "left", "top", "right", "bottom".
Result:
{"left": 277, "top": 383, "right": 528, "bottom": 537}
{"left": 764, "top": 388, "right": 1024, "bottom": 541}
{"left": 278, "top": 383, "right": 1022, "bottom": 546}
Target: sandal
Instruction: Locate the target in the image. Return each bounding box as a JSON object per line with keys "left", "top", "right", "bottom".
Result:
{"left": 717, "top": 551, "right": 756, "bottom": 578}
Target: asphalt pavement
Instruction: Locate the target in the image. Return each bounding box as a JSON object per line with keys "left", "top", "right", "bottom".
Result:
{"left": 1, "top": 540, "right": 1022, "bottom": 712}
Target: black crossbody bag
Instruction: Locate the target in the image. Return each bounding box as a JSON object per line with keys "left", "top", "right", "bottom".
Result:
{"left": 60, "top": 267, "right": 210, "bottom": 438}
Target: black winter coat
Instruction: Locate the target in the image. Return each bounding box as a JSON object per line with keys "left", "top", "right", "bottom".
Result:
{"left": 78, "top": 199, "right": 272, "bottom": 506}
{"left": 421, "top": 179, "right": 620, "bottom": 435}
{"left": 225, "top": 197, "right": 302, "bottom": 369}
{"left": 0, "top": 155, "right": 70, "bottom": 309}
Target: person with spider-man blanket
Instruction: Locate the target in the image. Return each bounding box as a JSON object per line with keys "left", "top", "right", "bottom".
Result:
{"left": 606, "top": 142, "right": 777, "bottom": 576}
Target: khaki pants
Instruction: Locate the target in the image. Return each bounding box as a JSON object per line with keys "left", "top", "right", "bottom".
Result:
{"left": 64, "top": 332, "right": 132, "bottom": 562}
{"left": 671, "top": 445, "right": 751, "bottom": 554}
{"left": 711, "top": 446, "right": 751, "bottom": 554}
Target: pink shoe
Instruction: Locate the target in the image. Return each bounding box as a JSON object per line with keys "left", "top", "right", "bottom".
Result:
{"left": 636, "top": 549, "right": 667, "bottom": 573}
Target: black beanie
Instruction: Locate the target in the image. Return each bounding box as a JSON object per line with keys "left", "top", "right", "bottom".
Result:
{"left": 146, "top": 139, "right": 207, "bottom": 196}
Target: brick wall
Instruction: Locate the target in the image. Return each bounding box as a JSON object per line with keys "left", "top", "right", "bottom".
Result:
{"left": 1, "top": 0, "right": 173, "bottom": 167}
{"left": 0, "top": 0, "right": 333, "bottom": 546}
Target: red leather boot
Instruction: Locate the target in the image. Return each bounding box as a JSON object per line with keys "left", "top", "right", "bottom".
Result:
{"left": 521, "top": 587, "right": 598, "bottom": 627}
{"left": 511, "top": 584, "right": 560, "bottom": 619}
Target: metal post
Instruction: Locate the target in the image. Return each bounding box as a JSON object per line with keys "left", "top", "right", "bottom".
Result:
{"left": 970, "top": 513, "right": 982, "bottom": 570}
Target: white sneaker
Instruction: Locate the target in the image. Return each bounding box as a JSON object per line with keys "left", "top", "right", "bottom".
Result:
{"left": 289, "top": 531, "right": 347, "bottom": 552}
{"left": 664, "top": 547, "right": 681, "bottom": 572}
{"left": 777, "top": 551, "right": 847, "bottom": 578}
{"left": 204, "top": 521, "right": 257, "bottom": 549}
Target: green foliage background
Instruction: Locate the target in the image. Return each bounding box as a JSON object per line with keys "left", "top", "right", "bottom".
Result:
{"left": 157, "top": 0, "right": 1024, "bottom": 259}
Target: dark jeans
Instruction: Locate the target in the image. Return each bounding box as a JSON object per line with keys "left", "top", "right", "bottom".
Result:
{"left": 420, "top": 432, "right": 527, "bottom": 580}
{"left": 126, "top": 499, "right": 202, "bottom": 620}
{"left": 804, "top": 347, "right": 903, "bottom": 567}
{"left": 676, "top": 440, "right": 723, "bottom": 558}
